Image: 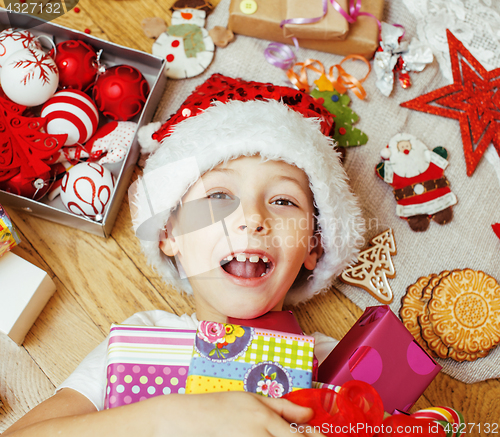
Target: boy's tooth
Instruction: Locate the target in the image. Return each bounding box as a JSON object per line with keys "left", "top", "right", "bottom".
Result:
{"left": 226, "top": 255, "right": 233, "bottom": 261}
{"left": 236, "top": 254, "right": 246, "bottom": 262}
{"left": 261, "top": 272, "right": 266, "bottom": 277}
{"left": 262, "top": 256, "right": 269, "bottom": 263}
{"left": 249, "top": 255, "right": 259, "bottom": 263}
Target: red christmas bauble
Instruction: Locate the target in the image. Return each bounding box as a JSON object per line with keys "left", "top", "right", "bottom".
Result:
{"left": 0, "top": 171, "right": 52, "bottom": 200}
{"left": 92, "top": 65, "right": 150, "bottom": 121}
{"left": 54, "top": 40, "right": 97, "bottom": 91}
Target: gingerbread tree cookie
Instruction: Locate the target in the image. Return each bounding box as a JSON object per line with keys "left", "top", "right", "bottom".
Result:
{"left": 340, "top": 228, "right": 397, "bottom": 304}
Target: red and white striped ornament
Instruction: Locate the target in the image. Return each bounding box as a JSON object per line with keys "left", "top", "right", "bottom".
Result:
{"left": 0, "top": 28, "right": 41, "bottom": 68}
{"left": 41, "top": 90, "right": 99, "bottom": 146}
{"left": 60, "top": 162, "right": 115, "bottom": 219}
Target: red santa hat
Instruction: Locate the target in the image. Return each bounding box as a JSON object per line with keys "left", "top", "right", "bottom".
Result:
{"left": 131, "top": 74, "right": 364, "bottom": 305}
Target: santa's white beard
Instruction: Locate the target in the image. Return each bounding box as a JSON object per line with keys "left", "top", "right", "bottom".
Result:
{"left": 390, "top": 147, "right": 430, "bottom": 178}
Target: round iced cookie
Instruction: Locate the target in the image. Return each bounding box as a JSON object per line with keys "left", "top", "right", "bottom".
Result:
{"left": 428, "top": 269, "right": 500, "bottom": 356}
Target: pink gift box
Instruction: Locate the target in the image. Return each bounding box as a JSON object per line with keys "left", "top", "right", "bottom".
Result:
{"left": 317, "top": 305, "right": 441, "bottom": 413}
{"left": 104, "top": 324, "right": 196, "bottom": 409}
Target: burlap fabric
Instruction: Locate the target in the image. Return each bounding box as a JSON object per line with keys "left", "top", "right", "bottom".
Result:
{"left": 150, "top": 0, "right": 500, "bottom": 383}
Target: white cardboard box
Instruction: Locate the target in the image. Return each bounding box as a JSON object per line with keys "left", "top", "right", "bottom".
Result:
{"left": 0, "top": 252, "right": 56, "bottom": 345}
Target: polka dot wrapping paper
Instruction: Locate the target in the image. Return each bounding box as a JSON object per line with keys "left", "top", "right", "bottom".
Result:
{"left": 317, "top": 305, "right": 442, "bottom": 414}
{"left": 104, "top": 324, "right": 196, "bottom": 409}
{"left": 185, "top": 321, "right": 315, "bottom": 397}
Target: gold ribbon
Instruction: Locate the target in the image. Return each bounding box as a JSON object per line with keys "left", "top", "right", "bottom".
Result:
{"left": 286, "top": 55, "right": 371, "bottom": 99}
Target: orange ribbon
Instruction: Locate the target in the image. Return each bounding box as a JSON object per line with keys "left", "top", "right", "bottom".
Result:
{"left": 286, "top": 55, "right": 371, "bottom": 99}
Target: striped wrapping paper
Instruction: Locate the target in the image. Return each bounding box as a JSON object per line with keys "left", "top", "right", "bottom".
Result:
{"left": 104, "top": 324, "right": 196, "bottom": 409}
{"left": 185, "top": 321, "right": 315, "bottom": 397}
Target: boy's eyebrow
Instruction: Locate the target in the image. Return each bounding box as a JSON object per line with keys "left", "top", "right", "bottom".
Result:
{"left": 271, "top": 174, "right": 308, "bottom": 191}
{"left": 201, "top": 170, "right": 308, "bottom": 193}
{"left": 201, "top": 168, "right": 236, "bottom": 178}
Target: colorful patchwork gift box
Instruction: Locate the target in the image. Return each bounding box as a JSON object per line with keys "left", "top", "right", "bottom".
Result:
{"left": 317, "top": 305, "right": 442, "bottom": 414}
{"left": 185, "top": 321, "right": 315, "bottom": 397}
{"left": 104, "top": 324, "right": 196, "bottom": 409}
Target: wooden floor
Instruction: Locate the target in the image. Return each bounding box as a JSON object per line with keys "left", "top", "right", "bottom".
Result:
{"left": 0, "top": 0, "right": 499, "bottom": 435}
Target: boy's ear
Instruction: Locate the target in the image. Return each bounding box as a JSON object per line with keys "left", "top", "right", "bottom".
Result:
{"left": 159, "top": 221, "right": 179, "bottom": 257}
{"left": 304, "top": 233, "right": 324, "bottom": 271}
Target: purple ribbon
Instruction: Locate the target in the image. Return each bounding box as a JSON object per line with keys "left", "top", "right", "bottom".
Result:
{"left": 329, "top": 0, "right": 381, "bottom": 33}
{"left": 264, "top": 41, "right": 299, "bottom": 70}
{"left": 265, "top": 0, "right": 328, "bottom": 70}
{"left": 280, "top": 0, "right": 329, "bottom": 27}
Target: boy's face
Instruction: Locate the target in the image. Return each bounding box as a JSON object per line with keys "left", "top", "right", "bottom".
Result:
{"left": 160, "top": 156, "right": 322, "bottom": 322}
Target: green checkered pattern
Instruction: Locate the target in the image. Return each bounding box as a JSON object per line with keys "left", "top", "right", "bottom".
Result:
{"left": 236, "top": 334, "right": 314, "bottom": 371}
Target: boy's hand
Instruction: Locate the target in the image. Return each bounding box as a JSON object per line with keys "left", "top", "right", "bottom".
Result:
{"left": 162, "top": 391, "right": 325, "bottom": 436}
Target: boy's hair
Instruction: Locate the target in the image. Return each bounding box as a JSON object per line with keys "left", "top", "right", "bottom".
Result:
{"left": 131, "top": 98, "right": 364, "bottom": 305}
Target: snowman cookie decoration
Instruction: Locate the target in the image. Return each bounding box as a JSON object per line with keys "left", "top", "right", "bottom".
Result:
{"left": 152, "top": 0, "right": 215, "bottom": 79}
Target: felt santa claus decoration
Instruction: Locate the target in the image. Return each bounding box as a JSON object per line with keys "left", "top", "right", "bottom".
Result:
{"left": 376, "top": 133, "right": 457, "bottom": 232}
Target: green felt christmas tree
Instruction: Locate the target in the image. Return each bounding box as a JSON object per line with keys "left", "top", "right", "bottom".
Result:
{"left": 311, "top": 88, "right": 368, "bottom": 148}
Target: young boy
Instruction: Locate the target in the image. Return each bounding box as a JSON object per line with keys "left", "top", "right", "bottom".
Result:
{"left": 4, "top": 76, "right": 363, "bottom": 436}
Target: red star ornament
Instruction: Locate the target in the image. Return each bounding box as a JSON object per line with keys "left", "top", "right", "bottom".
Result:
{"left": 401, "top": 29, "right": 500, "bottom": 176}
{"left": 493, "top": 223, "right": 500, "bottom": 240}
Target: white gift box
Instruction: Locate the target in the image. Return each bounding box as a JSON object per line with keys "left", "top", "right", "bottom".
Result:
{"left": 0, "top": 252, "right": 56, "bottom": 345}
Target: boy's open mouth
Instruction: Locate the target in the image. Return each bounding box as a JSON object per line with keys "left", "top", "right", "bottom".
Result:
{"left": 220, "top": 253, "right": 273, "bottom": 279}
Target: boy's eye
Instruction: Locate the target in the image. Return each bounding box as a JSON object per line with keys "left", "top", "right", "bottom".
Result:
{"left": 272, "top": 198, "right": 297, "bottom": 207}
{"left": 208, "top": 192, "right": 232, "bottom": 200}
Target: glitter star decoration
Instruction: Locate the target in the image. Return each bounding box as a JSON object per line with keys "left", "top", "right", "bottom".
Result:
{"left": 400, "top": 29, "right": 500, "bottom": 176}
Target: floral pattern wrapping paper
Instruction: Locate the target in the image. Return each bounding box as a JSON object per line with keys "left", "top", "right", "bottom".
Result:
{"left": 185, "top": 321, "right": 315, "bottom": 397}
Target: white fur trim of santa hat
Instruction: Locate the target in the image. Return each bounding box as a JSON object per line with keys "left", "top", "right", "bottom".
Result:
{"left": 131, "top": 99, "right": 364, "bottom": 306}
{"left": 137, "top": 121, "right": 162, "bottom": 154}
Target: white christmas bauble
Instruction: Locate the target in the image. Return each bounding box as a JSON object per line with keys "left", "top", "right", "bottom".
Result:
{"left": 0, "top": 28, "right": 41, "bottom": 68}
{"left": 60, "top": 162, "right": 115, "bottom": 219}
{"left": 41, "top": 90, "right": 99, "bottom": 146}
{"left": 0, "top": 47, "right": 59, "bottom": 106}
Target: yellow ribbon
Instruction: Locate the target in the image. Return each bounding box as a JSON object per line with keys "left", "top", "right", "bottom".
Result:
{"left": 286, "top": 55, "right": 371, "bottom": 99}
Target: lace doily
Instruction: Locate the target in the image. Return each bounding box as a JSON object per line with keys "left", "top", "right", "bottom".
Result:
{"left": 402, "top": 0, "right": 500, "bottom": 82}
{"left": 402, "top": 0, "right": 500, "bottom": 186}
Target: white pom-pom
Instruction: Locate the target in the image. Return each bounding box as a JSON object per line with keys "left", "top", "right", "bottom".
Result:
{"left": 380, "top": 146, "right": 391, "bottom": 160}
{"left": 138, "top": 121, "right": 162, "bottom": 155}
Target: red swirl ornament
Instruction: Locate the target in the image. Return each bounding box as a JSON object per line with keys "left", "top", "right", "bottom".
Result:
{"left": 54, "top": 40, "right": 98, "bottom": 91}
{"left": 92, "top": 65, "right": 150, "bottom": 121}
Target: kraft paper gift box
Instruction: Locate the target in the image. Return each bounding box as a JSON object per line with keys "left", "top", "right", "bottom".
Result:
{"left": 282, "top": 0, "right": 349, "bottom": 41}
{"left": 317, "top": 305, "right": 441, "bottom": 414}
{"left": 0, "top": 252, "right": 56, "bottom": 345}
{"left": 228, "top": 0, "right": 384, "bottom": 59}
{"left": 186, "top": 321, "right": 315, "bottom": 397}
{"left": 104, "top": 324, "right": 196, "bottom": 409}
